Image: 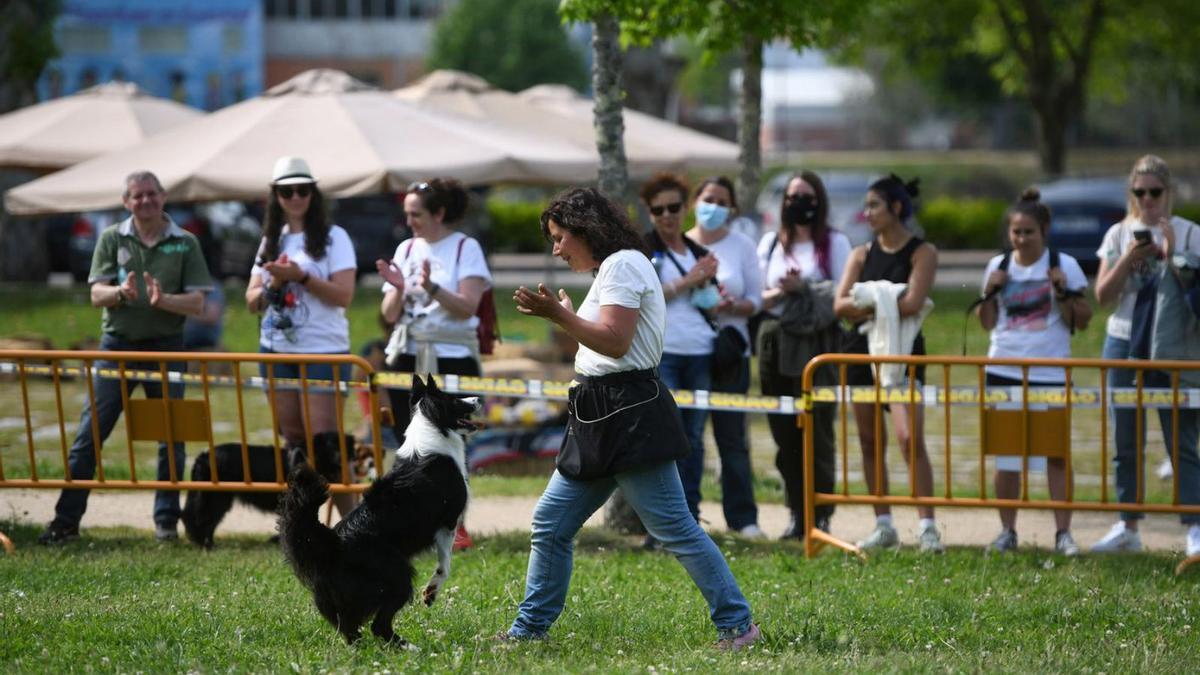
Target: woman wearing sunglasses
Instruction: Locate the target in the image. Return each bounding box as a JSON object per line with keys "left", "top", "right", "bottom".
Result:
{"left": 246, "top": 156, "right": 358, "bottom": 515}
{"left": 1091, "top": 155, "right": 1200, "bottom": 556}
{"left": 639, "top": 173, "right": 720, "bottom": 543}
{"left": 376, "top": 177, "right": 493, "bottom": 444}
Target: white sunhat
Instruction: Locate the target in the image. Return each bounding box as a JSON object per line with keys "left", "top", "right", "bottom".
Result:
{"left": 271, "top": 156, "right": 318, "bottom": 185}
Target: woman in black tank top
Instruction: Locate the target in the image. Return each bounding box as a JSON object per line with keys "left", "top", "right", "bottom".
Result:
{"left": 833, "top": 174, "right": 943, "bottom": 553}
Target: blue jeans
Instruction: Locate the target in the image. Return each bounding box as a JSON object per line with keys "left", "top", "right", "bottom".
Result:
{"left": 711, "top": 356, "right": 758, "bottom": 530}
{"left": 507, "top": 462, "right": 753, "bottom": 640}
{"left": 1103, "top": 334, "right": 1200, "bottom": 524}
{"left": 659, "top": 352, "right": 711, "bottom": 520}
{"left": 51, "top": 334, "right": 188, "bottom": 530}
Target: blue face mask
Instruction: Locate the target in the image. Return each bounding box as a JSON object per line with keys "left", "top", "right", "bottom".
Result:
{"left": 695, "top": 202, "right": 730, "bottom": 231}
{"left": 690, "top": 283, "right": 721, "bottom": 310}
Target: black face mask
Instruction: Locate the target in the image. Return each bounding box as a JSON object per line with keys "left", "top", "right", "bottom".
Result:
{"left": 783, "top": 193, "right": 819, "bottom": 226}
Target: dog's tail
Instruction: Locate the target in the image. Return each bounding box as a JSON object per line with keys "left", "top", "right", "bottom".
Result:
{"left": 278, "top": 463, "right": 340, "bottom": 587}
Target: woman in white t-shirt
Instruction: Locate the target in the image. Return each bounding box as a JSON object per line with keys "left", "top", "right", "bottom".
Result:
{"left": 685, "top": 176, "right": 765, "bottom": 538}
{"left": 1090, "top": 155, "right": 1200, "bottom": 557}
{"left": 504, "top": 187, "right": 759, "bottom": 650}
{"left": 757, "top": 171, "right": 851, "bottom": 540}
{"left": 376, "top": 177, "right": 493, "bottom": 444}
{"left": 247, "top": 156, "right": 359, "bottom": 515}
{"left": 976, "top": 188, "right": 1092, "bottom": 556}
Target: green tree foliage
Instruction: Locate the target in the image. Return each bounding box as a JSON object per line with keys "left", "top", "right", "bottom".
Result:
{"left": 838, "top": 0, "right": 1200, "bottom": 175}
{"left": 564, "top": 0, "right": 866, "bottom": 214}
{"left": 0, "top": 0, "right": 60, "bottom": 113}
{"left": 428, "top": 0, "right": 587, "bottom": 93}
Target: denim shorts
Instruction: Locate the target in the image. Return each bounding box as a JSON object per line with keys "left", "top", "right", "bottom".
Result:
{"left": 258, "top": 346, "right": 352, "bottom": 386}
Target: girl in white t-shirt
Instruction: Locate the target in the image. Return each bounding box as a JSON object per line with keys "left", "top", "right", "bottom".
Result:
{"left": 247, "top": 156, "right": 358, "bottom": 516}
{"left": 1091, "top": 155, "right": 1200, "bottom": 557}
{"left": 504, "top": 187, "right": 759, "bottom": 649}
{"left": 977, "top": 188, "right": 1092, "bottom": 556}
{"left": 376, "top": 177, "right": 493, "bottom": 445}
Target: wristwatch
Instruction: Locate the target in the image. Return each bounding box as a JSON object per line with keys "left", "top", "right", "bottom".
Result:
{"left": 115, "top": 288, "right": 127, "bottom": 307}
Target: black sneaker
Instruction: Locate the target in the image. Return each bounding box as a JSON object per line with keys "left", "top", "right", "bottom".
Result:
{"left": 38, "top": 524, "right": 80, "bottom": 545}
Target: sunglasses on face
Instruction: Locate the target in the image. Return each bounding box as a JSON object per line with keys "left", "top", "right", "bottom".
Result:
{"left": 408, "top": 181, "right": 433, "bottom": 194}
{"left": 649, "top": 202, "right": 683, "bottom": 217}
{"left": 1132, "top": 187, "right": 1165, "bottom": 199}
{"left": 276, "top": 185, "right": 311, "bottom": 199}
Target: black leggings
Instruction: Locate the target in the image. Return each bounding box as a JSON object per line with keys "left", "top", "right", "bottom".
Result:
{"left": 386, "top": 354, "right": 481, "bottom": 442}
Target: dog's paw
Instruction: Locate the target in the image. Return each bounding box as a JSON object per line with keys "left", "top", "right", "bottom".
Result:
{"left": 423, "top": 584, "right": 439, "bottom": 606}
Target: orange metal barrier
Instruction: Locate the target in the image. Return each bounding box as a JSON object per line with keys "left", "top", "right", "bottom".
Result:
{"left": 799, "top": 354, "right": 1200, "bottom": 574}
{"left": 0, "top": 349, "right": 388, "bottom": 550}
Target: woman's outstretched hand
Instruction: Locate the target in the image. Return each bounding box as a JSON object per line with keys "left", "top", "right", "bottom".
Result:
{"left": 514, "top": 284, "right": 571, "bottom": 320}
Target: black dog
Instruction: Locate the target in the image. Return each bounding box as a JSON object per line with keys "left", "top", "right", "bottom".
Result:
{"left": 181, "top": 431, "right": 361, "bottom": 548}
{"left": 279, "top": 375, "right": 478, "bottom": 645}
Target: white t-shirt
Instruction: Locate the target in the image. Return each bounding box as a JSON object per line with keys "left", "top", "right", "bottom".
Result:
{"left": 382, "top": 232, "right": 493, "bottom": 359}
{"left": 652, "top": 244, "right": 717, "bottom": 355}
{"left": 758, "top": 229, "right": 852, "bottom": 317}
{"left": 574, "top": 249, "right": 665, "bottom": 377}
{"left": 981, "top": 249, "right": 1088, "bottom": 382}
{"left": 1096, "top": 216, "right": 1198, "bottom": 340}
{"left": 694, "top": 230, "right": 762, "bottom": 352}
{"left": 253, "top": 224, "right": 356, "bottom": 353}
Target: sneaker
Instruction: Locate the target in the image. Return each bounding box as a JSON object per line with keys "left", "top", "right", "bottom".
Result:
{"left": 737, "top": 524, "right": 767, "bottom": 540}
{"left": 37, "top": 523, "right": 79, "bottom": 545}
{"left": 780, "top": 515, "right": 803, "bottom": 541}
{"left": 857, "top": 523, "right": 899, "bottom": 551}
{"left": 989, "top": 529, "right": 1018, "bottom": 554}
{"left": 715, "top": 623, "right": 761, "bottom": 652}
{"left": 919, "top": 525, "right": 945, "bottom": 554}
{"left": 1090, "top": 522, "right": 1142, "bottom": 553}
{"left": 1157, "top": 458, "right": 1174, "bottom": 481}
{"left": 1187, "top": 526, "right": 1200, "bottom": 557}
{"left": 1055, "top": 531, "right": 1080, "bottom": 557}
{"left": 155, "top": 525, "right": 179, "bottom": 542}
{"left": 453, "top": 524, "right": 473, "bottom": 551}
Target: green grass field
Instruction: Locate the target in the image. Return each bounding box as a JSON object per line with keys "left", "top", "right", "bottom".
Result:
{"left": 1, "top": 523, "right": 1196, "bottom": 673}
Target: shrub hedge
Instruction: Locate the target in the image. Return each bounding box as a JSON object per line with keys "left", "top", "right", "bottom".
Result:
{"left": 486, "top": 199, "right": 549, "bottom": 253}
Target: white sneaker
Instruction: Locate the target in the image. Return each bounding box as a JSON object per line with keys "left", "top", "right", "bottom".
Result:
{"left": 1055, "top": 531, "right": 1080, "bottom": 557}
{"left": 1090, "top": 522, "right": 1143, "bottom": 553}
{"left": 1187, "top": 525, "right": 1200, "bottom": 557}
{"left": 919, "top": 525, "right": 945, "bottom": 554}
{"left": 1157, "top": 458, "right": 1174, "bottom": 481}
{"left": 737, "top": 524, "right": 767, "bottom": 540}
{"left": 857, "top": 523, "right": 899, "bottom": 550}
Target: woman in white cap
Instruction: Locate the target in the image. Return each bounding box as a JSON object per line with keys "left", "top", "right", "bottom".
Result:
{"left": 246, "top": 156, "right": 358, "bottom": 514}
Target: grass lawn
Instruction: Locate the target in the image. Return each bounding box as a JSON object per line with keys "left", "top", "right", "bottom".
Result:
{"left": 1, "top": 522, "right": 1196, "bottom": 673}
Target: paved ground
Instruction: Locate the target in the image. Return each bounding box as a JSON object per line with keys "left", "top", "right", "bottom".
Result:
{"left": 3, "top": 488, "right": 1192, "bottom": 555}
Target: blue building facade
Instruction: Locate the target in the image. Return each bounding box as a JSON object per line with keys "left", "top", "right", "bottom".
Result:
{"left": 38, "top": 0, "right": 263, "bottom": 110}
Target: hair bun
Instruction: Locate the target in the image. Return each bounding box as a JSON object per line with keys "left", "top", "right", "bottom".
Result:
{"left": 1019, "top": 187, "right": 1041, "bottom": 203}
{"left": 904, "top": 177, "right": 921, "bottom": 198}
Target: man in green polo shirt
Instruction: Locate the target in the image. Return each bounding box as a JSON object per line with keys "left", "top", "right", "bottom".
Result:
{"left": 39, "top": 171, "right": 212, "bottom": 545}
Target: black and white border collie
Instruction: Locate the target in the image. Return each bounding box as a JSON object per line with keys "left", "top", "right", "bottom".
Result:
{"left": 278, "top": 374, "right": 479, "bottom": 645}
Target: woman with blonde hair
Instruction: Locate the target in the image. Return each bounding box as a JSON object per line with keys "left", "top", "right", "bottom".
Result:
{"left": 1091, "top": 154, "right": 1200, "bottom": 556}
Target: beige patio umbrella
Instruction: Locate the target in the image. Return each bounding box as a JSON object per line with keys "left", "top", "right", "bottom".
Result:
{"left": 5, "top": 70, "right": 601, "bottom": 215}
{"left": 395, "top": 70, "right": 738, "bottom": 175}
{"left": 0, "top": 81, "right": 202, "bottom": 171}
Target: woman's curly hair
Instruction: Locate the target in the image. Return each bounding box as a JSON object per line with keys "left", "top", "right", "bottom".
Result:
{"left": 540, "top": 188, "right": 647, "bottom": 265}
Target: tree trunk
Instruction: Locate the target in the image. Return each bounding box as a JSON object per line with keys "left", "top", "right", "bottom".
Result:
{"left": 737, "top": 36, "right": 763, "bottom": 217}
{"left": 591, "top": 13, "right": 628, "bottom": 202}
{"left": 1033, "top": 101, "right": 1068, "bottom": 177}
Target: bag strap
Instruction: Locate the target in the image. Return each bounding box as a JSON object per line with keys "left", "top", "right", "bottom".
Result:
{"left": 660, "top": 241, "right": 719, "bottom": 332}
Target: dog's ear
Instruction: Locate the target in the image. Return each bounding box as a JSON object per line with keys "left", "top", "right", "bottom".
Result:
{"left": 425, "top": 374, "right": 441, "bottom": 393}
{"left": 410, "top": 373, "right": 426, "bottom": 404}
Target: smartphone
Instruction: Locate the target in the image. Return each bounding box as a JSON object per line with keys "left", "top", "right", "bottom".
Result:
{"left": 1133, "top": 228, "right": 1153, "bottom": 244}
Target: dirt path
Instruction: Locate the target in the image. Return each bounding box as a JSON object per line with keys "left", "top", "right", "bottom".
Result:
{"left": 2, "top": 488, "right": 1192, "bottom": 555}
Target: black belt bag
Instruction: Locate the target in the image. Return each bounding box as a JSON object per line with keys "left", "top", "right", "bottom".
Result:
{"left": 557, "top": 368, "right": 689, "bottom": 480}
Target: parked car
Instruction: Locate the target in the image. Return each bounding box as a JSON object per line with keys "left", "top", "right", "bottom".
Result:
{"left": 43, "top": 209, "right": 121, "bottom": 282}
{"left": 172, "top": 202, "right": 262, "bottom": 280}
{"left": 1036, "top": 177, "right": 1128, "bottom": 274}
{"left": 755, "top": 170, "right": 921, "bottom": 247}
